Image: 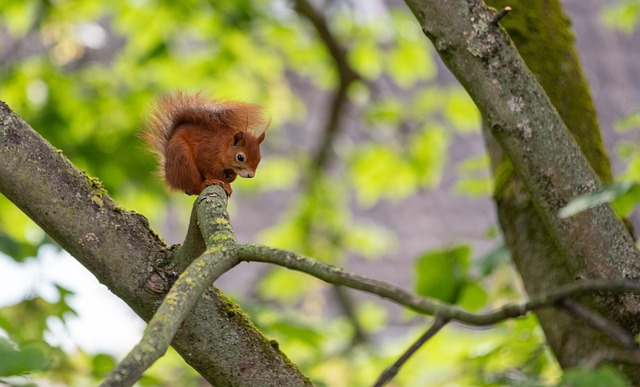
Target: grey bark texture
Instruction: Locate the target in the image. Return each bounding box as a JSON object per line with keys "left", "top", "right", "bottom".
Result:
{"left": 482, "top": 0, "right": 638, "bottom": 375}
{"left": 403, "top": 0, "right": 640, "bottom": 379}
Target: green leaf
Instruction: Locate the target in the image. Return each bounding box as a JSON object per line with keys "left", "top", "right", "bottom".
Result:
{"left": 269, "top": 321, "right": 324, "bottom": 348}
{"left": 559, "top": 365, "right": 630, "bottom": 387}
{"left": 355, "top": 302, "right": 388, "bottom": 332}
{"left": 614, "top": 110, "right": 640, "bottom": 133}
{"left": 138, "top": 374, "right": 164, "bottom": 386}
{"left": 444, "top": 90, "right": 481, "bottom": 133}
{"left": 559, "top": 181, "right": 639, "bottom": 218}
{"left": 234, "top": 156, "right": 300, "bottom": 192}
{"left": 363, "top": 99, "right": 404, "bottom": 127}
{"left": 343, "top": 222, "right": 396, "bottom": 260}
{"left": 349, "top": 145, "right": 418, "bottom": 206}
{"left": 475, "top": 241, "right": 510, "bottom": 277}
{"left": 91, "top": 353, "right": 117, "bottom": 379}
{"left": 612, "top": 182, "right": 640, "bottom": 216}
{"left": 0, "top": 337, "right": 50, "bottom": 376}
{"left": 411, "top": 87, "right": 447, "bottom": 117}
{"left": 456, "top": 282, "right": 487, "bottom": 311}
{"left": 0, "top": 292, "right": 76, "bottom": 343}
{"left": 386, "top": 38, "right": 435, "bottom": 88}
{"left": 454, "top": 154, "right": 492, "bottom": 197}
{"left": 414, "top": 245, "right": 470, "bottom": 303}
{"left": 259, "top": 268, "right": 315, "bottom": 303}
{"left": 409, "top": 125, "right": 448, "bottom": 187}
{"left": 348, "top": 42, "right": 384, "bottom": 80}
{"left": 0, "top": 232, "right": 40, "bottom": 262}
{"left": 618, "top": 143, "right": 640, "bottom": 181}
{"left": 602, "top": 1, "right": 640, "bottom": 35}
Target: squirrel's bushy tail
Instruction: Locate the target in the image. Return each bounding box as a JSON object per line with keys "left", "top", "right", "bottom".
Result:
{"left": 141, "top": 91, "right": 268, "bottom": 175}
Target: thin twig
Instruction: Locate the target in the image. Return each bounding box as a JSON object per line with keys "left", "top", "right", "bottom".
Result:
{"left": 294, "top": 0, "right": 359, "bottom": 87}
{"left": 559, "top": 298, "right": 639, "bottom": 349}
{"left": 374, "top": 316, "right": 450, "bottom": 387}
{"left": 585, "top": 348, "right": 640, "bottom": 369}
{"left": 294, "top": 0, "right": 360, "bottom": 169}
{"left": 491, "top": 6, "right": 512, "bottom": 26}
{"left": 294, "top": 0, "right": 367, "bottom": 344}
{"left": 237, "top": 244, "right": 640, "bottom": 326}
{"left": 334, "top": 285, "right": 369, "bottom": 346}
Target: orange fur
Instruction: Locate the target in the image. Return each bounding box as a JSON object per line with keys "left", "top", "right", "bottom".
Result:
{"left": 141, "top": 92, "right": 268, "bottom": 196}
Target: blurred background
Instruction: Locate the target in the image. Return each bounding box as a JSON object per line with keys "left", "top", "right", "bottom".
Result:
{"left": 1, "top": 0, "right": 639, "bottom": 385}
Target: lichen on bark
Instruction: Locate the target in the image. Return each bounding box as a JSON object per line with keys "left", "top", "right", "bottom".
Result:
{"left": 0, "top": 101, "right": 311, "bottom": 386}
{"left": 483, "top": 0, "right": 640, "bottom": 378}
{"left": 403, "top": 0, "right": 640, "bottom": 380}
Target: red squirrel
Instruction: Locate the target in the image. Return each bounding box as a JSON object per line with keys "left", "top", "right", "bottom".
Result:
{"left": 142, "top": 92, "right": 268, "bottom": 196}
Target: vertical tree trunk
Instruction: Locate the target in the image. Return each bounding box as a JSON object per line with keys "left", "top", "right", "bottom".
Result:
{"left": 403, "top": 0, "right": 640, "bottom": 380}
{"left": 483, "top": 0, "right": 639, "bottom": 378}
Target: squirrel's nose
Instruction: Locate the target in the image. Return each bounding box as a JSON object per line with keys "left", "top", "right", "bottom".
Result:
{"left": 246, "top": 172, "right": 255, "bottom": 178}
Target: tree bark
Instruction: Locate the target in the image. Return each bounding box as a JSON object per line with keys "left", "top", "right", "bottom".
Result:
{"left": 403, "top": 0, "right": 640, "bottom": 379}
{"left": 483, "top": 0, "right": 629, "bottom": 373}
{"left": 0, "top": 101, "right": 311, "bottom": 386}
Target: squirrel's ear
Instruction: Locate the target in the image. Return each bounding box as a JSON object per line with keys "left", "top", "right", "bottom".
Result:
{"left": 257, "top": 117, "right": 269, "bottom": 144}
{"left": 233, "top": 131, "right": 244, "bottom": 146}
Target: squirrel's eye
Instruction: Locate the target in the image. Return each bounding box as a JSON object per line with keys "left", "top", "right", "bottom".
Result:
{"left": 236, "top": 153, "right": 245, "bottom": 162}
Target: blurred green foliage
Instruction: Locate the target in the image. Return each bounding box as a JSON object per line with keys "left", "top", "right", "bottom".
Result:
{"left": 601, "top": 0, "right": 640, "bottom": 219}
{"left": 561, "top": 365, "right": 630, "bottom": 387}
{"left": 602, "top": 0, "right": 640, "bottom": 34}
{"left": 560, "top": 181, "right": 640, "bottom": 219}
{"left": 0, "top": 0, "right": 632, "bottom": 386}
{"left": 566, "top": 107, "right": 640, "bottom": 224}
{"left": 562, "top": 4, "right": 640, "bottom": 236}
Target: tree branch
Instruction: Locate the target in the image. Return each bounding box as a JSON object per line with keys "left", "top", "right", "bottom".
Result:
{"left": 294, "top": 0, "right": 360, "bottom": 169}
{"left": 102, "top": 186, "right": 241, "bottom": 386}
{"left": 294, "top": 0, "right": 368, "bottom": 344}
{"left": 294, "top": 0, "right": 359, "bottom": 87}
{"left": 490, "top": 6, "right": 512, "bottom": 26}
{"left": 103, "top": 182, "right": 640, "bottom": 385}
{"left": 585, "top": 348, "right": 640, "bottom": 369}
{"left": 403, "top": 0, "right": 640, "bottom": 341}
{"left": 0, "top": 102, "right": 310, "bottom": 386}
{"left": 5, "top": 97, "right": 640, "bottom": 384}
{"left": 482, "top": 0, "right": 634, "bottom": 375}
{"left": 374, "top": 316, "right": 450, "bottom": 387}
{"left": 559, "top": 298, "right": 639, "bottom": 350}
{"left": 236, "top": 244, "right": 640, "bottom": 326}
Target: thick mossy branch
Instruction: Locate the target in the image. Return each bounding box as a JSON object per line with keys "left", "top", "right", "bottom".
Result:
{"left": 169, "top": 187, "right": 234, "bottom": 273}
{"left": 102, "top": 186, "right": 242, "bottom": 387}
{"left": 102, "top": 244, "right": 238, "bottom": 386}
{"left": 170, "top": 203, "right": 206, "bottom": 273}
{"left": 0, "top": 104, "right": 310, "bottom": 387}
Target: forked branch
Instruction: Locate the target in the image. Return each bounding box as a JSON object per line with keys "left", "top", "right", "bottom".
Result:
{"left": 103, "top": 185, "right": 640, "bottom": 386}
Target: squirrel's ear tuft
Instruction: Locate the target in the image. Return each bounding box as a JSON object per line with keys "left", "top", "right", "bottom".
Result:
{"left": 233, "top": 131, "right": 245, "bottom": 146}
{"left": 257, "top": 116, "right": 269, "bottom": 144}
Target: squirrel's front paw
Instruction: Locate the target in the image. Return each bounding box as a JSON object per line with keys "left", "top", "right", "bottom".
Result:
{"left": 223, "top": 169, "right": 238, "bottom": 182}
{"left": 202, "top": 179, "right": 233, "bottom": 197}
